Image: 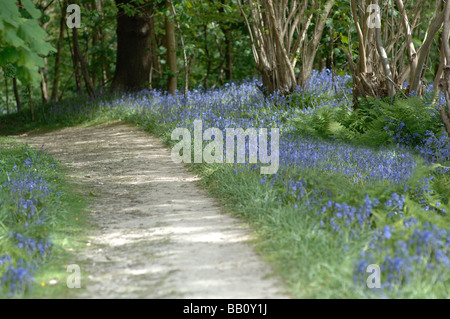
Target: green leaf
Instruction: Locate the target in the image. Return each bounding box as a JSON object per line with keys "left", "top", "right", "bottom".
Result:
{"left": 0, "top": 0, "right": 21, "bottom": 28}
{"left": 340, "top": 33, "right": 348, "bottom": 45}
{"left": 2, "top": 25, "right": 25, "bottom": 47}
{"left": 18, "top": 18, "right": 47, "bottom": 44}
{"left": 22, "top": 0, "right": 41, "bottom": 20}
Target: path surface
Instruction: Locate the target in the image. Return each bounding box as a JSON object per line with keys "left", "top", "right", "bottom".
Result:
{"left": 21, "top": 122, "right": 288, "bottom": 299}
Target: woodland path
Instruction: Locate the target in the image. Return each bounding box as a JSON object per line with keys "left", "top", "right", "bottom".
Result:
{"left": 21, "top": 122, "right": 288, "bottom": 298}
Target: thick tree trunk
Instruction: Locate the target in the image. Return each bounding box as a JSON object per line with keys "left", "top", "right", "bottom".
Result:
{"left": 165, "top": 0, "right": 177, "bottom": 94}
{"left": 111, "top": 0, "right": 152, "bottom": 92}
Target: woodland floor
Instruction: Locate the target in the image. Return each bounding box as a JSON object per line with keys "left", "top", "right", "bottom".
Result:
{"left": 19, "top": 121, "right": 288, "bottom": 298}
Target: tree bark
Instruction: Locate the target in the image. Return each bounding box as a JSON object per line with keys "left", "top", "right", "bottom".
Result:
{"left": 149, "top": 5, "right": 161, "bottom": 89}
{"left": 170, "top": 0, "right": 188, "bottom": 98}
{"left": 39, "top": 66, "right": 49, "bottom": 103}
{"left": 439, "top": 66, "right": 450, "bottom": 136}
{"left": 4, "top": 75, "right": 10, "bottom": 114}
{"left": 165, "top": 0, "right": 177, "bottom": 94}
{"left": 72, "top": 27, "right": 95, "bottom": 97}
{"left": 27, "top": 85, "right": 35, "bottom": 121}
{"left": 223, "top": 25, "right": 232, "bottom": 81}
{"left": 438, "top": 0, "right": 450, "bottom": 136}
{"left": 13, "top": 77, "right": 22, "bottom": 112}
{"left": 111, "top": 0, "right": 152, "bottom": 92}
{"left": 51, "top": 2, "right": 66, "bottom": 101}
{"left": 67, "top": 26, "right": 83, "bottom": 94}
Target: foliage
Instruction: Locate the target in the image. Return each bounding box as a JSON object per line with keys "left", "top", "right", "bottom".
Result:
{"left": 0, "top": 0, "right": 54, "bottom": 86}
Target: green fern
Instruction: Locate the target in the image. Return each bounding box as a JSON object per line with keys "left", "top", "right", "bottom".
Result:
{"left": 289, "top": 93, "right": 444, "bottom": 148}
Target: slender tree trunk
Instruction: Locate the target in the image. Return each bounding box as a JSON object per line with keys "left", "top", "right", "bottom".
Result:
{"left": 149, "top": 5, "right": 161, "bottom": 89}
{"left": 220, "top": 0, "right": 232, "bottom": 81}
{"left": 67, "top": 26, "right": 83, "bottom": 94}
{"left": 4, "top": 76, "right": 10, "bottom": 114}
{"left": 12, "top": 77, "right": 22, "bottom": 112}
{"left": 374, "top": 1, "right": 395, "bottom": 98}
{"left": 224, "top": 26, "right": 232, "bottom": 81}
{"left": 51, "top": 2, "right": 66, "bottom": 101}
{"left": 27, "top": 85, "right": 35, "bottom": 121}
{"left": 203, "top": 25, "right": 210, "bottom": 88}
{"left": 39, "top": 66, "right": 49, "bottom": 103}
{"left": 111, "top": 0, "right": 152, "bottom": 91}
{"left": 165, "top": 0, "right": 177, "bottom": 94}
{"left": 438, "top": 0, "right": 450, "bottom": 136}
{"left": 72, "top": 27, "right": 95, "bottom": 97}
{"left": 170, "top": 0, "right": 188, "bottom": 98}
{"left": 439, "top": 66, "right": 450, "bottom": 136}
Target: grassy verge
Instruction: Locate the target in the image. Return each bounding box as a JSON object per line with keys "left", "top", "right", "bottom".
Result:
{"left": 0, "top": 137, "right": 91, "bottom": 298}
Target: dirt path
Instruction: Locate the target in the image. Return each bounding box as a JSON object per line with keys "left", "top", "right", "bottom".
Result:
{"left": 21, "top": 122, "right": 288, "bottom": 299}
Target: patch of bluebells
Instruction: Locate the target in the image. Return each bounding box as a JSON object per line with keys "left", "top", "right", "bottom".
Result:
{"left": 313, "top": 192, "right": 406, "bottom": 238}
{"left": 415, "top": 130, "right": 450, "bottom": 164}
{"left": 2, "top": 161, "right": 51, "bottom": 225}
{"left": 0, "top": 156, "right": 55, "bottom": 295}
{"left": 10, "top": 232, "right": 52, "bottom": 259}
{"left": 0, "top": 255, "right": 35, "bottom": 294}
{"left": 354, "top": 220, "right": 450, "bottom": 291}
{"left": 279, "top": 133, "right": 416, "bottom": 184}
{"left": 385, "top": 121, "right": 422, "bottom": 146}
{"left": 300, "top": 68, "right": 352, "bottom": 100}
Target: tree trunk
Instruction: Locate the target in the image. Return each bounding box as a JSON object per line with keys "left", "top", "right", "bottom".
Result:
{"left": 170, "top": 0, "right": 188, "bottom": 98}
{"left": 111, "top": 0, "right": 152, "bottom": 92}
{"left": 4, "top": 75, "right": 10, "bottom": 114}
{"left": 39, "top": 66, "right": 49, "bottom": 103}
{"left": 67, "top": 26, "right": 83, "bottom": 94}
{"left": 439, "top": 66, "right": 450, "bottom": 136}
{"left": 72, "top": 27, "right": 95, "bottom": 97}
{"left": 51, "top": 2, "right": 66, "bottom": 101}
{"left": 165, "top": 0, "right": 177, "bottom": 94}
{"left": 224, "top": 26, "right": 233, "bottom": 81}
{"left": 438, "top": 0, "right": 450, "bottom": 136}
{"left": 220, "top": 0, "right": 233, "bottom": 81}
{"left": 12, "top": 77, "right": 22, "bottom": 112}
{"left": 27, "top": 85, "right": 35, "bottom": 121}
{"left": 149, "top": 5, "right": 161, "bottom": 89}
